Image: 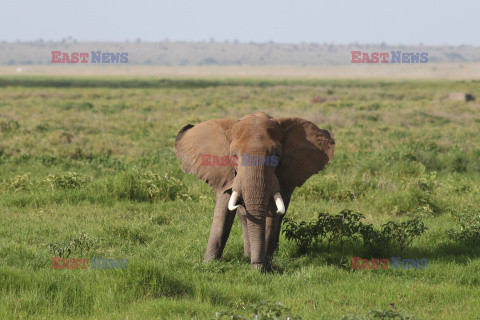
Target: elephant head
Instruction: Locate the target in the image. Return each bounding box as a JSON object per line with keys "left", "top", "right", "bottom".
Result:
{"left": 175, "top": 112, "right": 335, "bottom": 270}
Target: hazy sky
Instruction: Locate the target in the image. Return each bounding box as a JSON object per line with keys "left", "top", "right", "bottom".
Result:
{"left": 1, "top": 0, "right": 479, "bottom": 45}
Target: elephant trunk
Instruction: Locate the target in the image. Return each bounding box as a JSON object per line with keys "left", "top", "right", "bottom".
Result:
{"left": 246, "top": 215, "right": 265, "bottom": 269}
{"left": 243, "top": 183, "right": 267, "bottom": 269}
{"left": 238, "top": 165, "right": 279, "bottom": 270}
{"left": 242, "top": 166, "right": 268, "bottom": 215}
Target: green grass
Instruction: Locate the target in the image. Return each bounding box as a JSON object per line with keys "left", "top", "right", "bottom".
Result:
{"left": 0, "top": 76, "right": 479, "bottom": 319}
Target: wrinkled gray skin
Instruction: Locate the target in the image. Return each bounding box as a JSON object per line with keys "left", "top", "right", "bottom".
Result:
{"left": 175, "top": 112, "right": 335, "bottom": 271}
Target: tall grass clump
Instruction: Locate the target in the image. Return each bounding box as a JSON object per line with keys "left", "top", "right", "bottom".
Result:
{"left": 0, "top": 173, "right": 33, "bottom": 193}
{"left": 45, "top": 172, "right": 90, "bottom": 191}
{"left": 116, "top": 169, "right": 189, "bottom": 202}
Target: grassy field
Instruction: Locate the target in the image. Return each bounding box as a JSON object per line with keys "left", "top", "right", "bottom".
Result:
{"left": 2, "top": 63, "right": 480, "bottom": 79}
{"left": 0, "top": 76, "right": 479, "bottom": 319}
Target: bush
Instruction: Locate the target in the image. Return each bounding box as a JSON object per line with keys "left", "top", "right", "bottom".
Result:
{"left": 358, "top": 223, "right": 390, "bottom": 251}
{"left": 283, "top": 210, "right": 366, "bottom": 252}
{"left": 381, "top": 218, "right": 428, "bottom": 252}
{"left": 283, "top": 210, "right": 427, "bottom": 253}
{"left": 324, "top": 210, "right": 365, "bottom": 248}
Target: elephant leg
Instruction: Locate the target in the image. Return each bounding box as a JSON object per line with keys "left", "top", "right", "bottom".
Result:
{"left": 236, "top": 207, "right": 251, "bottom": 258}
{"left": 265, "top": 191, "right": 292, "bottom": 265}
{"left": 204, "top": 192, "right": 235, "bottom": 262}
{"left": 265, "top": 215, "right": 283, "bottom": 263}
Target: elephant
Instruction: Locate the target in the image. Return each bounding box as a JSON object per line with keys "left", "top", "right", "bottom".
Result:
{"left": 175, "top": 112, "right": 335, "bottom": 270}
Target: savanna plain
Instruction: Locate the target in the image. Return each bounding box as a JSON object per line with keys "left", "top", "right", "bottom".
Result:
{"left": 0, "top": 75, "right": 479, "bottom": 319}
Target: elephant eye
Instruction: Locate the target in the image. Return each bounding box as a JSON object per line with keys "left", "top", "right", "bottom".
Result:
{"left": 272, "top": 147, "right": 281, "bottom": 158}
{"left": 230, "top": 151, "right": 239, "bottom": 169}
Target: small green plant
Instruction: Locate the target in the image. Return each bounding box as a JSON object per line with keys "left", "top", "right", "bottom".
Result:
{"left": 282, "top": 219, "right": 318, "bottom": 252}
{"left": 447, "top": 212, "right": 480, "bottom": 246}
{"left": 381, "top": 218, "right": 428, "bottom": 252}
{"left": 358, "top": 223, "right": 390, "bottom": 250}
{"left": 49, "top": 233, "right": 95, "bottom": 258}
{"left": 1, "top": 173, "right": 33, "bottom": 193}
{"left": 323, "top": 210, "right": 365, "bottom": 248}
{"left": 45, "top": 172, "right": 90, "bottom": 190}
{"left": 215, "top": 300, "right": 301, "bottom": 320}
{"left": 49, "top": 242, "right": 73, "bottom": 258}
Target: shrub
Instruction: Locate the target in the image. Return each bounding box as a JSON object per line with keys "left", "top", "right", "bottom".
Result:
{"left": 283, "top": 210, "right": 366, "bottom": 252}
{"left": 283, "top": 210, "right": 427, "bottom": 253}
{"left": 358, "top": 223, "right": 390, "bottom": 251}
{"left": 381, "top": 218, "right": 428, "bottom": 252}
{"left": 321, "top": 210, "right": 365, "bottom": 249}
{"left": 282, "top": 219, "right": 318, "bottom": 253}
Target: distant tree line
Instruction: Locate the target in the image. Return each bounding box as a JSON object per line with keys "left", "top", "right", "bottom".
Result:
{"left": 1, "top": 41, "right": 479, "bottom": 65}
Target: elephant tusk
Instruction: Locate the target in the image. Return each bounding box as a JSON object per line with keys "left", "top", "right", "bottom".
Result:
{"left": 228, "top": 191, "right": 240, "bottom": 211}
{"left": 274, "top": 192, "right": 285, "bottom": 214}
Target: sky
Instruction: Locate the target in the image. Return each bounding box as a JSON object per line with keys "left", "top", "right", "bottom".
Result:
{"left": 1, "top": 0, "right": 479, "bottom": 45}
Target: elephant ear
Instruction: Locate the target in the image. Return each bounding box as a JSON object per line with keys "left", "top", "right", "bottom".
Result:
{"left": 175, "top": 119, "right": 237, "bottom": 192}
{"left": 275, "top": 117, "right": 335, "bottom": 189}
